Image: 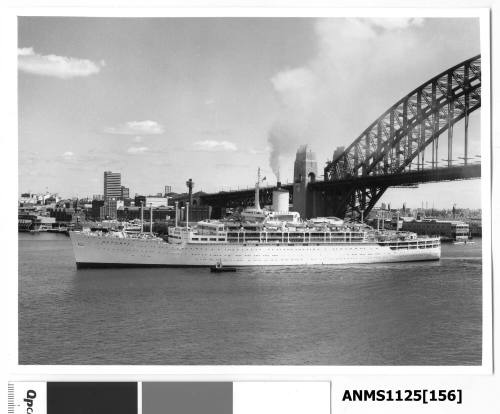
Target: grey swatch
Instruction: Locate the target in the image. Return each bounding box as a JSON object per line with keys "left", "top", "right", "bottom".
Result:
{"left": 142, "top": 382, "right": 232, "bottom": 414}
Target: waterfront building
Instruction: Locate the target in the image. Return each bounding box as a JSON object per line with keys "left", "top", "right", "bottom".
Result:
{"left": 145, "top": 196, "right": 170, "bottom": 208}
{"left": 19, "top": 193, "right": 37, "bottom": 206}
{"left": 91, "top": 199, "right": 105, "bottom": 220}
{"left": 117, "top": 206, "right": 173, "bottom": 222}
{"left": 402, "top": 219, "right": 469, "bottom": 241}
{"left": 50, "top": 208, "right": 74, "bottom": 222}
{"left": 100, "top": 198, "right": 118, "bottom": 220}
{"left": 103, "top": 171, "right": 121, "bottom": 200}
{"left": 467, "top": 219, "right": 482, "bottom": 237}
{"left": 19, "top": 192, "right": 60, "bottom": 206}
{"left": 18, "top": 213, "right": 56, "bottom": 232}
{"left": 134, "top": 195, "right": 146, "bottom": 208}
{"left": 164, "top": 185, "right": 172, "bottom": 195}
{"left": 186, "top": 206, "right": 212, "bottom": 222}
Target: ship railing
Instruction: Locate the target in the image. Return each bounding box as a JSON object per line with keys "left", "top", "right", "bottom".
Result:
{"left": 378, "top": 238, "right": 440, "bottom": 250}
{"left": 224, "top": 231, "right": 367, "bottom": 244}
{"left": 224, "top": 239, "right": 369, "bottom": 245}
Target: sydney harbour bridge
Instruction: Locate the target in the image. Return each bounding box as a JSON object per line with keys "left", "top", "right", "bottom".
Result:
{"left": 193, "top": 55, "right": 482, "bottom": 220}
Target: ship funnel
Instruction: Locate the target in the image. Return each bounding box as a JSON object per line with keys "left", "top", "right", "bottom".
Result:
{"left": 272, "top": 188, "right": 289, "bottom": 213}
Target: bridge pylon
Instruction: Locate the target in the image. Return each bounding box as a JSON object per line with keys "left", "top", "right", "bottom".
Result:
{"left": 292, "top": 145, "right": 318, "bottom": 219}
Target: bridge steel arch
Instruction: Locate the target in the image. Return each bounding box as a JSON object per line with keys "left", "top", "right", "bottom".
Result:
{"left": 322, "top": 55, "right": 481, "bottom": 220}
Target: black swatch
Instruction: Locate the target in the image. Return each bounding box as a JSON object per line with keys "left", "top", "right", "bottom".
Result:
{"left": 47, "top": 382, "right": 137, "bottom": 414}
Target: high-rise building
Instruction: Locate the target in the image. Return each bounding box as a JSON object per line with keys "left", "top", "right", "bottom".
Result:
{"left": 104, "top": 171, "right": 121, "bottom": 200}
{"left": 164, "top": 185, "right": 172, "bottom": 195}
{"left": 121, "top": 186, "right": 130, "bottom": 200}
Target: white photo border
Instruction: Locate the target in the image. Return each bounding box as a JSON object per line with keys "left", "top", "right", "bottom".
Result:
{"left": 4, "top": 6, "right": 493, "bottom": 380}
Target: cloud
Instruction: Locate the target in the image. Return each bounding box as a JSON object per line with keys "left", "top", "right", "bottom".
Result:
{"left": 56, "top": 151, "right": 77, "bottom": 163}
{"left": 18, "top": 47, "right": 104, "bottom": 79}
{"left": 76, "top": 149, "right": 127, "bottom": 170}
{"left": 192, "top": 140, "right": 237, "bottom": 152}
{"left": 104, "top": 120, "right": 164, "bottom": 135}
{"left": 127, "top": 146, "right": 149, "bottom": 154}
{"left": 133, "top": 136, "right": 143, "bottom": 143}
{"left": 200, "top": 127, "right": 231, "bottom": 136}
{"left": 248, "top": 147, "right": 271, "bottom": 155}
{"left": 18, "top": 47, "right": 34, "bottom": 56}
{"left": 266, "top": 17, "right": 428, "bottom": 177}
{"left": 215, "top": 162, "right": 250, "bottom": 169}
{"left": 271, "top": 67, "right": 317, "bottom": 111}
{"left": 315, "top": 18, "right": 423, "bottom": 46}
{"left": 368, "top": 18, "right": 424, "bottom": 30}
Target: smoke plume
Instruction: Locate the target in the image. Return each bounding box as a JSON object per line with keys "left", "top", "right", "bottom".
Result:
{"left": 268, "top": 122, "right": 301, "bottom": 177}
{"left": 267, "top": 17, "right": 431, "bottom": 179}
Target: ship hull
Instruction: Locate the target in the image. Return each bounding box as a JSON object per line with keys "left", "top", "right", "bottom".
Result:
{"left": 70, "top": 232, "right": 441, "bottom": 268}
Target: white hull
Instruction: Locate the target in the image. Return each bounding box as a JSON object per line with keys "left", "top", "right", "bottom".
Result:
{"left": 70, "top": 232, "right": 441, "bottom": 267}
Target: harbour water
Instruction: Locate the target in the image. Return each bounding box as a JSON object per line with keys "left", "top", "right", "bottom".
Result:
{"left": 18, "top": 233, "right": 482, "bottom": 365}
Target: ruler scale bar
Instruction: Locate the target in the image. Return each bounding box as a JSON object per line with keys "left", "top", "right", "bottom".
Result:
{"left": 8, "top": 383, "right": 15, "bottom": 414}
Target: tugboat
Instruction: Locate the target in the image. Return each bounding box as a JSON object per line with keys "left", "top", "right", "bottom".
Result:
{"left": 210, "top": 259, "right": 237, "bottom": 273}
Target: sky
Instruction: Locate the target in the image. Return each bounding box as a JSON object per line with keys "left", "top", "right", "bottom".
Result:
{"left": 18, "top": 17, "right": 482, "bottom": 208}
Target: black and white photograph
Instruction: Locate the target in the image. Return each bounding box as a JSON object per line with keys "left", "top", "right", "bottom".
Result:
{"left": 17, "top": 13, "right": 488, "bottom": 365}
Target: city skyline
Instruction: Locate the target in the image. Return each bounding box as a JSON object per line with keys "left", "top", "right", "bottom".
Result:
{"left": 18, "top": 17, "right": 482, "bottom": 208}
{"left": 18, "top": 174, "right": 483, "bottom": 213}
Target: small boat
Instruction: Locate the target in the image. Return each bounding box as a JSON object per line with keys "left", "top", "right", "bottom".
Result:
{"left": 454, "top": 239, "right": 475, "bottom": 245}
{"left": 210, "top": 260, "right": 237, "bottom": 273}
{"left": 29, "top": 224, "right": 52, "bottom": 233}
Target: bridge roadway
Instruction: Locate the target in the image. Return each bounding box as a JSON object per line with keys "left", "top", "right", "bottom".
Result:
{"left": 199, "top": 183, "right": 293, "bottom": 208}
{"left": 199, "top": 164, "right": 480, "bottom": 209}
{"left": 309, "top": 163, "right": 481, "bottom": 191}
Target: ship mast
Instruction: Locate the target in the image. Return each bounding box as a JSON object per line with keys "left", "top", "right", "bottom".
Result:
{"left": 140, "top": 201, "right": 144, "bottom": 233}
{"left": 255, "top": 167, "right": 261, "bottom": 210}
{"left": 149, "top": 203, "right": 153, "bottom": 235}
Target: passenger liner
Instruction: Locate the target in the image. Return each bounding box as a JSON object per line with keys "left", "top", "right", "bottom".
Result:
{"left": 70, "top": 176, "right": 440, "bottom": 268}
